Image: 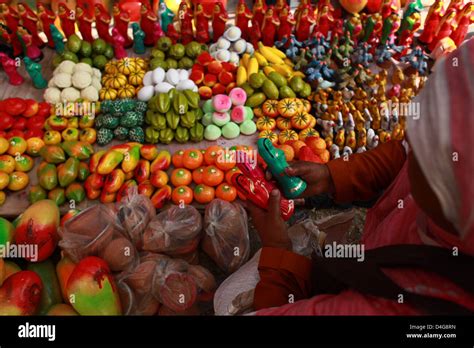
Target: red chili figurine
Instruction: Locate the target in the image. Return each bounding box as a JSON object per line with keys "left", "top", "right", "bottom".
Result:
{"left": 37, "top": 2, "right": 56, "bottom": 48}
{"left": 212, "top": 2, "right": 228, "bottom": 42}
{"left": 179, "top": 2, "right": 194, "bottom": 44}
{"left": 261, "top": 6, "right": 280, "bottom": 46}
{"left": 450, "top": 3, "right": 474, "bottom": 47}
{"left": 418, "top": 0, "right": 444, "bottom": 44}
{"left": 111, "top": 27, "right": 127, "bottom": 59}
{"left": 0, "top": 52, "right": 23, "bottom": 85}
{"left": 94, "top": 3, "right": 113, "bottom": 43}
{"left": 113, "top": 3, "right": 132, "bottom": 48}
{"left": 17, "top": 3, "right": 44, "bottom": 48}
{"left": 76, "top": 4, "right": 94, "bottom": 43}
{"left": 253, "top": 0, "right": 267, "bottom": 30}
{"left": 58, "top": 2, "right": 76, "bottom": 39}
{"left": 152, "top": 21, "right": 164, "bottom": 43}
{"left": 140, "top": 2, "right": 158, "bottom": 46}
{"left": 429, "top": 9, "right": 457, "bottom": 51}
{"left": 195, "top": 3, "right": 211, "bottom": 44}
{"left": 277, "top": 6, "right": 295, "bottom": 41}
{"left": 295, "top": 5, "right": 316, "bottom": 42}
{"left": 236, "top": 0, "right": 253, "bottom": 41}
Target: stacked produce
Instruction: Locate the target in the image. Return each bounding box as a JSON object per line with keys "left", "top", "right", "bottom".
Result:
{"left": 29, "top": 141, "right": 94, "bottom": 206}
{"left": 95, "top": 99, "right": 147, "bottom": 145}
{"left": 0, "top": 98, "right": 50, "bottom": 139}
{"left": 201, "top": 88, "right": 257, "bottom": 141}
{"left": 189, "top": 52, "right": 238, "bottom": 99}
{"left": 99, "top": 57, "right": 148, "bottom": 101}
{"left": 138, "top": 67, "right": 198, "bottom": 102}
{"left": 145, "top": 88, "right": 203, "bottom": 144}
{"left": 44, "top": 61, "right": 102, "bottom": 103}
{"left": 53, "top": 35, "right": 114, "bottom": 71}
{"left": 209, "top": 25, "right": 254, "bottom": 64}
{"left": 150, "top": 37, "right": 203, "bottom": 71}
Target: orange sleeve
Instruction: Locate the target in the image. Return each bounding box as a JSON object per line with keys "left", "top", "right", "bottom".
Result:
{"left": 327, "top": 140, "right": 407, "bottom": 203}
{"left": 254, "top": 247, "right": 313, "bottom": 310}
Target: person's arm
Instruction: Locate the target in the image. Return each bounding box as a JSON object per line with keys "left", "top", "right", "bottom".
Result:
{"left": 327, "top": 140, "right": 406, "bottom": 203}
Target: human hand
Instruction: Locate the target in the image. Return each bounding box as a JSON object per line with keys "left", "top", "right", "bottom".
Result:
{"left": 284, "top": 161, "right": 335, "bottom": 198}
{"left": 246, "top": 190, "right": 291, "bottom": 250}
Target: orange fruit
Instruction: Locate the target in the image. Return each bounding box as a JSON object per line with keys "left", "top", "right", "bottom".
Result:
{"left": 172, "top": 149, "right": 185, "bottom": 168}
{"left": 192, "top": 166, "right": 206, "bottom": 184}
{"left": 286, "top": 140, "right": 307, "bottom": 159}
{"left": 182, "top": 149, "right": 203, "bottom": 170}
{"left": 171, "top": 186, "right": 193, "bottom": 205}
{"left": 306, "top": 136, "right": 327, "bottom": 155}
{"left": 215, "top": 183, "right": 237, "bottom": 202}
{"left": 204, "top": 145, "right": 223, "bottom": 165}
{"left": 225, "top": 166, "right": 241, "bottom": 184}
{"left": 170, "top": 168, "right": 192, "bottom": 186}
{"left": 202, "top": 165, "right": 224, "bottom": 187}
{"left": 215, "top": 150, "right": 236, "bottom": 171}
{"left": 319, "top": 149, "right": 330, "bottom": 163}
{"left": 276, "top": 144, "right": 295, "bottom": 162}
{"left": 194, "top": 184, "right": 215, "bottom": 204}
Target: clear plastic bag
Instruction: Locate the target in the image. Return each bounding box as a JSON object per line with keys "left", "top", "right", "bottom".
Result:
{"left": 112, "top": 186, "right": 156, "bottom": 248}
{"left": 142, "top": 205, "right": 202, "bottom": 257}
{"left": 59, "top": 204, "right": 139, "bottom": 273}
{"left": 202, "top": 199, "right": 250, "bottom": 274}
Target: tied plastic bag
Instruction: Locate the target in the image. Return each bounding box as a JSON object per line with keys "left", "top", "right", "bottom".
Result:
{"left": 112, "top": 186, "right": 156, "bottom": 248}
{"left": 142, "top": 205, "right": 202, "bottom": 258}
{"left": 202, "top": 199, "right": 250, "bottom": 274}
{"left": 59, "top": 204, "right": 139, "bottom": 272}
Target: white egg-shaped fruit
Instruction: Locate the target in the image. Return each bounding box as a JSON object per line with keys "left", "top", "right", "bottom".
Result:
{"left": 232, "top": 39, "right": 247, "bottom": 54}
{"left": 143, "top": 71, "right": 153, "bottom": 86}
{"left": 224, "top": 26, "right": 242, "bottom": 42}
{"left": 137, "top": 85, "right": 155, "bottom": 101}
{"left": 154, "top": 82, "right": 174, "bottom": 94}
{"left": 209, "top": 43, "right": 218, "bottom": 53}
{"left": 178, "top": 69, "right": 189, "bottom": 81}
{"left": 229, "top": 52, "right": 240, "bottom": 64}
{"left": 246, "top": 42, "right": 255, "bottom": 54}
{"left": 152, "top": 67, "right": 165, "bottom": 84}
{"left": 165, "top": 69, "right": 180, "bottom": 86}
{"left": 176, "top": 79, "right": 195, "bottom": 91}
{"left": 216, "top": 49, "right": 231, "bottom": 62}
{"left": 217, "top": 37, "right": 231, "bottom": 50}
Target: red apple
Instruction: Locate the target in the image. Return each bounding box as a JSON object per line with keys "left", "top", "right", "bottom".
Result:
{"left": 192, "top": 63, "right": 205, "bottom": 73}
{"left": 23, "top": 99, "right": 39, "bottom": 117}
{"left": 3, "top": 98, "right": 26, "bottom": 116}
{"left": 218, "top": 71, "right": 234, "bottom": 86}
{"left": 207, "top": 61, "right": 223, "bottom": 75}
{"left": 212, "top": 83, "right": 226, "bottom": 95}
{"left": 203, "top": 74, "right": 217, "bottom": 87}
{"left": 24, "top": 129, "right": 44, "bottom": 139}
{"left": 339, "top": 0, "right": 368, "bottom": 14}
{"left": 0, "top": 111, "right": 14, "bottom": 130}
{"left": 198, "top": 86, "right": 213, "bottom": 100}
{"left": 6, "top": 129, "right": 25, "bottom": 139}
{"left": 221, "top": 62, "right": 237, "bottom": 72}
{"left": 366, "top": 0, "right": 382, "bottom": 12}
{"left": 189, "top": 70, "right": 204, "bottom": 84}
{"left": 12, "top": 117, "right": 27, "bottom": 130}
{"left": 36, "top": 102, "right": 52, "bottom": 118}
{"left": 196, "top": 52, "right": 213, "bottom": 66}
{"left": 26, "top": 115, "right": 46, "bottom": 130}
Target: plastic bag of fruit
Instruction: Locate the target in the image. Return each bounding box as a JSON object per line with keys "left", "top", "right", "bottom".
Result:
{"left": 112, "top": 186, "right": 156, "bottom": 248}
{"left": 59, "top": 204, "right": 139, "bottom": 273}
{"left": 202, "top": 199, "right": 250, "bottom": 274}
{"left": 142, "top": 205, "right": 202, "bottom": 259}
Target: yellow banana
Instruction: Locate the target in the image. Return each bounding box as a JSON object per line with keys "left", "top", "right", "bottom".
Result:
{"left": 254, "top": 52, "right": 268, "bottom": 67}
{"left": 258, "top": 42, "right": 285, "bottom": 65}
{"left": 247, "top": 57, "right": 259, "bottom": 77}
{"left": 241, "top": 53, "right": 251, "bottom": 69}
{"left": 270, "top": 46, "right": 286, "bottom": 59}
{"left": 292, "top": 71, "right": 306, "bottom": 78}
{"left": 271, "top": 64, "right": 293, "bottom": 79}
{"left": 263, "top": 66, "right": 275, "bottom": 76}
{"left": 236, "top": 66, "right": 247, "bottom": 86}
{"left": 283, "top": 58, "right": 295, "bottom": 67}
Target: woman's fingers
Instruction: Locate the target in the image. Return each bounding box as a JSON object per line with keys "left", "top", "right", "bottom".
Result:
{"left": 268, "top": 189, "right": 281, "bottom": 218}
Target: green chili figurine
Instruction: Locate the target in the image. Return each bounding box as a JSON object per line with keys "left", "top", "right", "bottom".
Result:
{"left": 159, "top": 0, "right": 175, "bottom": 33}
{"left": 24, "top": 57, "right": 47, "bottom": 89}
{"left": 132, "top": 23, "right": 146, "bottom": 54}
{"left": 50, "top": 24, "right": 65, "bottom": 54}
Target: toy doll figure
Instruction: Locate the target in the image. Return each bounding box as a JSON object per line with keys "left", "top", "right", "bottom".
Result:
{"left": 429, "top": 9, "right": 457, "bottom": 51}
{"left": 131, "top": 22, "right": 145, "bottom": 54}
{"left": 381, "top": 0, "right": 398, "bottom": 20}
{"left": 275, "top": 0, "right": 290, "bottom": 15}
{"left": 50, "top": 24, "right": 65, "bottom": 53}
{"left": 295, "top": 5, "right": 316, "bottom": 42}
{"left": 345, "top": 13, "right": 362, "bottom": 43}
{"left": 159, "top": 0, "right": 175, "bottom": 34}
{"left": 37, "top": 2, "right": 56, "bottom": 48}
{"left": 212, "top": 2, "right": 228, "bottom": 42}
{"left": 0, "top": 25, "right": 22, "bottom": 57}
{"left": 23, "top": 57, "right": 47, "bottom": 89}
{"left": 398, "top": 12, "right": 421, "bottom": 47}
{"left": 0, "top": 3, "right": 19, "bottom": 32}
{"left": 17, "top": 26, "right": 43, "bottom": 61}
{"left": 261, "top": 7, "right": 279, "bottom": 46}
{"left": 167, "top": 23, "right": 180, "bottom": 44}
{"left": 140, "top": 3, "right": 158, "bottom": 46}
{"left": 314, "top": 5, "right": 334, "bottom": 38}
{"left": 195, "top": 3, "right": 211, "bottom": 44}
{"left": 58, "top": 2, "right": 76, "bottom": 39}
{"left": 277, "top": 6, "right": 295, "bottom": 41}
{"left": 253, "top": 0, "right": 267, "bottom": 30}
{"left": 418, "top": 0, "right": 444, "bottom": 44}
{"left": 111, "top": 27, "right": 127, "bottom": 59}
{"left": 250, "top": 17, "right": 262, "bottom": 49}
{"left": 17, "top": 3, "right": 44, "bottom": 48}
{"left": 152, "top": 22, "right": 164, "bottom": 43}
{"left": 294, "top": 0, "right": 313, "bottom": 21}
{"left": 361, "top": 13, "right": 381, "bottom": 42}
{"left": 113, "top": 4, "right": 132, "bottom": 48}
{"left": 450, "top": 3, "right": 474, "bottom": 47}
{"left": 0, "top": 52, "right": 23, "bottom": 85}
{"left": 236, "top": 0, "right": 253, "bottom": 40}
{"left": 179, "top": 2, "right": 194, "bottom": 45}
{"left": 94, "top": 4, "right": 113, "bottom": 43}
{"left": 380, "top": 13, "right": 400, "bottom": 45}
{"left": 76, "top": 5, "right": 93, "bottom": 43}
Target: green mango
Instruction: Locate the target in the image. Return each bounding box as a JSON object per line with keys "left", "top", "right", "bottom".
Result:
{"left": 58, "top": 157, "right": 79, "bottom": 188}
{"left": 183, "top": 90, "right": 200, "bottom": 109}
{"left": 48, "top": 187, "right": 66, "bottom": 206}
{"left": 65, "top": 182, "right": 85, "bottom": 203}
{"left": 27, "top": 260, "right": 62, "bottom": 315}
{"left": 268, "top": 71, "right": 287, "bottom": 87}
{"left": 77, "top": 162, "right": 90, "bottom": 182}
{"left": 262, "top": 79, "right": 279, "bottom": 100}
{"left": 38, "top": 163, "right": 58, "bottom": 190}
{"left": 157, "top": 93, "right": 171, "bottom": 114}
{"left": 61, "top": 141, "right": 94, "bottom": 160}
{"left": 279, "top": 86, "right": 296, "bottom": 98}
{"left": 245, "top": 93, "right": 266, "bottom": 107}
{"left": 28, "top": 185, "right": 47, "bottom": 204}
{"left": 39, "top": 145, "right": 66, "bottom": 164}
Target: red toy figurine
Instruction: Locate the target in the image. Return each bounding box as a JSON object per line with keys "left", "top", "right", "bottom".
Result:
{"left": 315, "top": 5, "right": 335, "bottom": 38}
{"left": 111, "top": 27, "right": 127, "bottom": 59}
{"left": 58, "top": 2, "right": 76, "bottom": 39}
{"left": 0, "top": 25, "right": 22, "bottom": 57}
{"left": 253, "top": 0, "right": 267, "bottom": 30}
{"left": 250, "top": 17, "right": 262, "bottom": 49}
{"left": 37, "top": 2, "right": 56, "bottom": 48}
{"left": 295, "top": 5, "right": 316, "bottom": 42}
{"left": 179, "top": 2, "right": 194, "bottom": 45}
{"left": 18, "top": 26, "right": 43, "bottom": 61}
{"left": 212, "top": 2, "right": 228, "bottom": 42}
{"left": 261, "top": 7, "right": 280, "bottom": 46}
{"left": 277, "top": 6, "right": 295, "bottom": 41}
{"left": 418, "top": 0, "right": 444, "bottom": 44}
{"left": 451, "top": 3, "right": 474, "bottom": 47}
{"left": 152, "top": 21, "right": 164, "bottom": 44}
{"left": 76, "top": 5, "right": 94, "bottom": 43}
{"left": 381, "top": 0, "right": 398, "bottom": 20}
{"left": 113, "top": 4, "right": 132, "bottom": 48}
{"left": 429, "top": 9, "right": 457, "bottom": 51}
{"left": 0, "top": 3, "right": 19, "bottom": 31}
{"left": 275, "top": 0, "right": 290, "bottom": 16}
{"left": 17, "top": 3, "right": 44, "bottom": 48}
{"left": 236, "top": 0, "right": 253, "bottom": 40}
{"left": 0, "top": 52, "right": 23, "bottom": 85}
{"left": 140, "top": 2, "right": 158, "bottom": 46}
{"left": 195, "top": 3, "right": 211, "bottom": 44}
{"left": 294, "top": 0, "right": 312, "bottom": 21}
{"left": 94, "top": 3, "right": 113, "bottom": 43}
{"left": 167, "top": 23, "right": 180, "bottom": 44}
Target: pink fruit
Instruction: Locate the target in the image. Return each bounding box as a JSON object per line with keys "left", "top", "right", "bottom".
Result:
{"left": 212, "top": 111, "right": 231, "bottom": 126}
{"left": 229, "top": 87, "right": 247, "bottom": 106}
{"left": 339, "top": 0, "right": 368, "bottom": 13}
{"left": 231, "top": 106, "right": 246, "bottom": 124}
{"left": 212, "top": 94, "right": 232, "bottom": 112}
